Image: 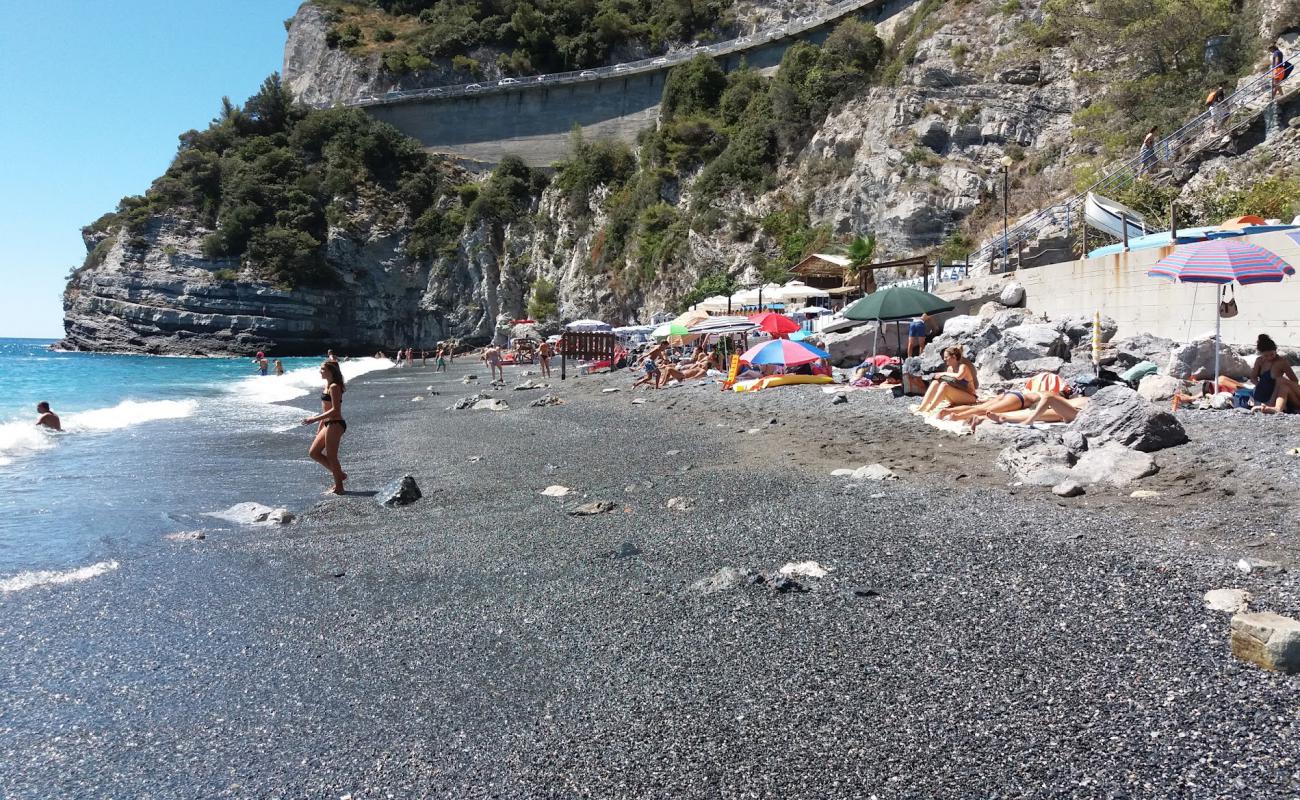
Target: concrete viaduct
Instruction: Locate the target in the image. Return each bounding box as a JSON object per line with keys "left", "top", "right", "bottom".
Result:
{"left": 355, "top": 0, "right": 915, "bottom": 166}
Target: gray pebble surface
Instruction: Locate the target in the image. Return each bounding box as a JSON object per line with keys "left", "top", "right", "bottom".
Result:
{"left": 1, "top": 361, "right": 1298, "bottom": 798}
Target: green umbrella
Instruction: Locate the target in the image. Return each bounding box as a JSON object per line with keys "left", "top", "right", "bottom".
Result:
{"left": 652, "top": 322, "right": 692, "bottom": 339}
{"left": 843, "top": 286, "right": 954, "bottom": 358}
{"left": 843, "top": 286, "right": 954, "bottom": 321}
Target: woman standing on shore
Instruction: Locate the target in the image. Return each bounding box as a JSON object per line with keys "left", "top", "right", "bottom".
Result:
{"left": 302, "top": 360, "right": 348, "bottom": 494}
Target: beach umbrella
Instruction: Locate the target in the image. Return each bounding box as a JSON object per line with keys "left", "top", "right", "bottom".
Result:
{"left": 843, "top": 285, "right": 955, "bottom": 357}
{"left": 740, "top": 338, "right": 830, "bottom": 367}
{"left": 652, "top": 322, "right": 693, "bottom": 340}
{"left": 1148, "top": 239, "right": 1295, "bottom": 380}
{"left": 748, "top": 312, "right": 801, "bottom": 337}
{"left": 843, "top": 286, "right": 955, "bottom": 321}
{"left": 801, "top": 306, "right": 831, "bottom": 315}
{"left": 566, "top": 318, "right": 612, "bottom": 332}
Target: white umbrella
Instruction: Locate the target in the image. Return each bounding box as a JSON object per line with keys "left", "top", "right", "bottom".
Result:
{"left": 565, "top": 319, "right": 612, "bottom": 332}
{"left": 694, "top": 295, "right": 732, "bottom": 313}
{"left": 801, "top": 306, "right": 831, "bottom": 315}
{"left": 775, "top": 280, "right": 831, "bottom": 302}
{"left": 689, "top": 315, "right": 759, "bottom": 335}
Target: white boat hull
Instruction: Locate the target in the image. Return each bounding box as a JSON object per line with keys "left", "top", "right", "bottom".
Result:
{"left": 1084, "top": 192, "right": 1149, "bottom": 241}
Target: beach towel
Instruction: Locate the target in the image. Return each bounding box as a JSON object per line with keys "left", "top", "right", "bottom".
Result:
{"left": 922, "top": 415, "right": 972, "bottom": 435}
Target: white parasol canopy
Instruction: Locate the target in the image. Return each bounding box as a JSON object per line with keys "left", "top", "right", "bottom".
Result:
{"left": 565, "top": 319, "right": 613, "bottom": 332}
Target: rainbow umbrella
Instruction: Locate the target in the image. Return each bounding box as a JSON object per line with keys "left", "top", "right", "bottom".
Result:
{"left": 740, "top": 339, "right": 830, "bottom": 367}
{"left": 1147, "top": 240, "right": 1295, "bottom": 285}
{"left": 748, "top": 312, "right": 801, "bottom": 337}
{"left": 1148, "top": 240, "right": 1295, "bottom": 379}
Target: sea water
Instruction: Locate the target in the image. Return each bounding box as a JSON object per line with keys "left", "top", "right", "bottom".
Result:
{"left": 0, "top": 339, "right": 391, "bottom": 588}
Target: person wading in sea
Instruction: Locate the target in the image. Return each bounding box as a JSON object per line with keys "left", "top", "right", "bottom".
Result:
{"left": 302, "top": 361, "right": 348, "bottom": 494}
{"left": 35, "top": 401, "right": 61, "bottom": 431}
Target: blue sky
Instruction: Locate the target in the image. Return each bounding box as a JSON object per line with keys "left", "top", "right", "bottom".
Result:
{"left": 0, "top": 0, "right": 302, "bottom": 338}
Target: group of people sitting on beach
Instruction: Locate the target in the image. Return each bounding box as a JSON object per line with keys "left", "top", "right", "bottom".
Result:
{"left": 907, "top": 332, "right": 1298, "bottom": 432}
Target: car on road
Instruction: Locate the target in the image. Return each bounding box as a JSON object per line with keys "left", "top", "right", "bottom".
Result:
{"left": 614, "top": 63, "right": 630, "bottom": 72}
{"left": 535, "top": 75, "right": 546, "bottom": 82}
{"left": 498, "top": 77, "right": 519, "bottom": 85}
{"left": 652, "top": 57, "right": 669, "bottom": 65}
{"left": 579, "top": 70, "right": 597, "bottom": 77}
{"left": 465, "top": 83, "right": 484, "bottom": 91}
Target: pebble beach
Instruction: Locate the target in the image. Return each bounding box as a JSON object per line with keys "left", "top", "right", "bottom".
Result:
{"left": 2, "top": 358, "right": 1299, "bottom": 798}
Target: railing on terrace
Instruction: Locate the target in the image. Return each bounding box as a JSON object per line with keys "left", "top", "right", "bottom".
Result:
{"left": 330, "top": 0, "right": 898, "bottom": 109}
{"left": 966, "top": 46, "right": 1297, "bottom": 271}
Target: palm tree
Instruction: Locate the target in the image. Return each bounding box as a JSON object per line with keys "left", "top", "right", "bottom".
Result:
{"left": 843, "top": 233, "right": 877, "bottom": 295}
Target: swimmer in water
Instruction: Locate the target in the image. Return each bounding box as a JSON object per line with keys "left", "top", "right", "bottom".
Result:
{"left": 36, "top": 401, "right": 61, "bottom": 431}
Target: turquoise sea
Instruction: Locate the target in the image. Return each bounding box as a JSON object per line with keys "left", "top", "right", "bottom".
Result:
{"left": 0, "top": 338, "right": 391, "bottom": 588}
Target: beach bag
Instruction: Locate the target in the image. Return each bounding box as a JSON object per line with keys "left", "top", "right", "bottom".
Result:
{"left": 1219, "top": 285, "right": 1238, "bottom": 318}
{"left": 1119, "top": 360, "right": 1159, "bottom": 385}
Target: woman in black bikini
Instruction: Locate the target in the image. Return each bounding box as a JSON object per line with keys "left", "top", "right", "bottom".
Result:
{"left": 302, "top": 360, "right": 348, "bottom": 494}
{"left": 1251, "top": 334, "right": 1300, "bottom": 414}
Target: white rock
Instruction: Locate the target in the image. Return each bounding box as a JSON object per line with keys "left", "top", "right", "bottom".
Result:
{"left": 779, "top": 561, "right": 831, "bottom": 579}
{"left": 472, "top": 398, "right": 510, "bottom": 411}
{"left": 1203, "top": 588, "right": 1252, "bottom": 614}
{"left": 1236, "top": 557, "right": 1285, "bottom": 574}
{"left": 999, "top": 281, "right": 1025, "bottom": 306}
{"left": 852, "top": 464, "right": 898, "bottom": 481}
{"left": 539, "top": 485, "right": 571, "bottom": 497}
{"left": 1129, "top": 489, "right": 1161, "bottom": 498}
{"left": 830, "top": 468, "right": 857, "bottom": 477}
{"left": 602, "top": 387, "right": 622, "bottom": 393}
{"left": 666, "top": 496, "right": 695, "bottom": 511}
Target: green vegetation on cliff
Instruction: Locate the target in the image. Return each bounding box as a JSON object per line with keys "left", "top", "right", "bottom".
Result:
{"left": 85, "top": 74, "right": 488, "bottom": 287}
{"left": 315, "top": 0, "right": 735, "bottom": 77}
{"left": 549, "top": 20, "right": 882, "bottom": 299}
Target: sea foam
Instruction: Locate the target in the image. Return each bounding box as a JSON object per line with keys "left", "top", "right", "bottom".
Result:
{"left": 0, "top": 560, "right": 120, "bottom": 593}
{"left": 227, "top": 357, "right": 394, "bottom": 406}
{"left": 0, "top": 399, "right": 197, "bottom": 466}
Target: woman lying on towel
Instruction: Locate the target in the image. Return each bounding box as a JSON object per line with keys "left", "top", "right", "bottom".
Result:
{"left": 974, "top": 394, "right": 1089, "bottom": 428}
{"left": 914, "top": 346, "right": 979, "bottom": 414}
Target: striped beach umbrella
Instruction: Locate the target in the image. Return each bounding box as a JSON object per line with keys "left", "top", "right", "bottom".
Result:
{"left": 1147, "top": 240, "right": 1295, "bottom": 380}
{"left": 1146, "top": 240, "right": 1295, "bottom": 285}
{"left": 740, "top": 339, "right": 830, "bottom": 367}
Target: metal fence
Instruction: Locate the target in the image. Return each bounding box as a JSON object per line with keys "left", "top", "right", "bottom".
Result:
{"left": 966, "top": 46, "right": 1296, "bottom": 271}
{"left": 329, "top": 0, "right": 896, "bottom": 109}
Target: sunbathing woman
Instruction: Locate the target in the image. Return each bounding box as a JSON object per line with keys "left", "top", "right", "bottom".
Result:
{"left": 981, "top": 394, "right": 1088, "bottom": 427}
{"left": 915, "top": 346, "right": 978, "bottom": 414}
{"left": 1250, "top": 334, "right": 1300, "bottom": 414}
{"left": 938, "top": 389, "right": 1047, "bottom": 424}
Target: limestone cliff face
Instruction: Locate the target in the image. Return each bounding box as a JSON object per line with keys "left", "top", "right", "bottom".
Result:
{"left": 65, "top": 0, "right": 1300, "bottom": 355}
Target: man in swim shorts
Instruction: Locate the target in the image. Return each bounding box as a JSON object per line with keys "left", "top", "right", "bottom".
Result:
{"left": 35, "top": 402, "right": 61, "bottom": 431}
{"left": 906, "top": 314, "right": 930, "bottom": 358}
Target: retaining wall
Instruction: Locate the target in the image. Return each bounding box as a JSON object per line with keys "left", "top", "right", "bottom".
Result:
{"left": 953, "top": 230, "right": 1300, "bottom": 347}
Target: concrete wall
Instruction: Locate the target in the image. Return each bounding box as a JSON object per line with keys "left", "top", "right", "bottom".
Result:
{"left": 364, "top": 0, "right": 913, "bottom": 166}
{"left": 959, "top": 230, "right": 1300, "bottom": 347}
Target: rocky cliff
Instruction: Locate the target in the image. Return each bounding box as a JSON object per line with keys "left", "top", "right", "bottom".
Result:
{"left": 63, "top": 0, "right": 1300, "bottom": 355}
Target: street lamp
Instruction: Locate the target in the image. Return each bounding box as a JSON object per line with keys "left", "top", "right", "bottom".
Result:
{"left": 1001, "top": 155, "right": 1013, "bottom": 270}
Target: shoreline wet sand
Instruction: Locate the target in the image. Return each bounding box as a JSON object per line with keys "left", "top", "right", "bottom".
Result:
{"left": 2, "top": 359, "right": 1298, "bottom": 797}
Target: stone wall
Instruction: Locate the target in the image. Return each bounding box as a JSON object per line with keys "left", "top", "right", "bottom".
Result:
{"left": 946, "top": 230, "right": 1300, "bottom": 347}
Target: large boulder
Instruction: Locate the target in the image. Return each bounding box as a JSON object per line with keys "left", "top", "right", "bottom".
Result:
{"left": 1053, "top": 314, "right": 1119, "bottom": 348}
{"left": 822, "top": 324, "right": 907, "bottom": 366}
{"left": 377, "top": 475, "right": 422, "bottom": 507}
{"left": 1070, "top": 386, "right": 1188, "bottom": 451}
{"left": 1167, "top": 337, "right": 1252, "bottom": 379}
{"left": 986, "top": 308, "right": 1033, "bottom": 334}
{"left": 1111, "top": 333, "right": 1176, "bottom": 370}
{"left": 1013, "top": 356, "right": 1065, "bottom": 377}
{"left": 1137, "top": 374, "right": 1185, "bottom": 402}
{"left": 1069, "top": 441, "right": 1159, "bottom": 485}
{"left": 941, "top": 315, "right": 984, "bottom": 338}
{"left": 999, "top": 282, "right": 1026, "bottom": 307}
{"left": 976, "top": 324, "right": 1070, "bottom": 381}
{"left": 996, "top": 441, "right": 1076, "bottom": 486}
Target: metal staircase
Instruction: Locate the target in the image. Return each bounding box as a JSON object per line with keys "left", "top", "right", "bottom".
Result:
{"left": 966, "top": 46, "right": 1296, "bottom": 271}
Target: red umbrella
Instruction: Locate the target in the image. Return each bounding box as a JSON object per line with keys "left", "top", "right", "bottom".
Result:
{"left": 747, "top": 312, "right": 801, "bottom": 337}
